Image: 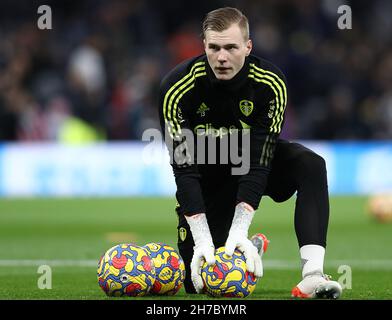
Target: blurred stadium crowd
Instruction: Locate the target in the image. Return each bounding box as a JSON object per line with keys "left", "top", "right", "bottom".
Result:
{"left": 0, "top": 0, "right": 391, "bottom": 142}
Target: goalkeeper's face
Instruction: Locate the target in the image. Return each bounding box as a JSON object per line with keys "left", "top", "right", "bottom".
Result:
{"left": 204, "top": 23, "right": 252, "bottom": 80}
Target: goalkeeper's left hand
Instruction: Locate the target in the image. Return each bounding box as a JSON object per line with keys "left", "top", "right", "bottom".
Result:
{"left": 225, "top": 202, "right": 263, "bottom": 278}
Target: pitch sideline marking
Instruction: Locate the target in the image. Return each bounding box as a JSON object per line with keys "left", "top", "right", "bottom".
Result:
{"left": 1, "top": 259, "right": 392, "bottom": 270}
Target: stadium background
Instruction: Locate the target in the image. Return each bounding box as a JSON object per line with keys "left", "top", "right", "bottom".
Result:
{"left": 0, "top": 0, "right": 391, "bottom": 299}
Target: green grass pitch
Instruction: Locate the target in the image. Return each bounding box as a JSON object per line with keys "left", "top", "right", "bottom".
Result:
{"left": 0, "top": 196, "right": 391, "bottom": 300}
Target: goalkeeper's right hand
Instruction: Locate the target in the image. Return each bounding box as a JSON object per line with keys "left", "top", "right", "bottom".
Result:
{"left": 185, "top": 213, "right": 216, "bottom": 293}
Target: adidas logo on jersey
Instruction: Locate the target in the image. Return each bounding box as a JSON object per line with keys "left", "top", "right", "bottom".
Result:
{"left": 196, "top": 103, "right": 210, "bottom": 117}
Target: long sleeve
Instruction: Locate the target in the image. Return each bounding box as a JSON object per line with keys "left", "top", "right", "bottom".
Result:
{"left": 158, "top": 60, "right": 207, "bottom": 215}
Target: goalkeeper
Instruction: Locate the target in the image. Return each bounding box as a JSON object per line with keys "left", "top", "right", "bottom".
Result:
{"left": 158, "top": 7, "right": 342, "bottom": 299}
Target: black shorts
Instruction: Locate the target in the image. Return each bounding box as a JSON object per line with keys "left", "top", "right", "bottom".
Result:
{"left": 176, "top": 139, "right": 319, "bottom": 247}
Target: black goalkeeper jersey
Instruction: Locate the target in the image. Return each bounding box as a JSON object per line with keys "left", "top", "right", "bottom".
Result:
{"left": 159, "top": 54, "right": 288, "bottom": 215}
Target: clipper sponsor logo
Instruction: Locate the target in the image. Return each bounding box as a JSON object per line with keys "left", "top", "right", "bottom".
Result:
{"left": 194, "top": 123, "right": 238, "bottom": 138}
{"left": 142, "top": 126, "right": 251, "bottom": 175}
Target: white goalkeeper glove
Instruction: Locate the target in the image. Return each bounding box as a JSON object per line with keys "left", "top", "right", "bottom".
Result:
{"left": 225, "top": 202, "right": 263, "bottom": 278}
{"left": 185, "top": 213, "right": 216, "bottom": 293}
